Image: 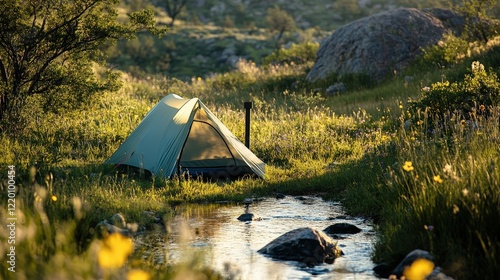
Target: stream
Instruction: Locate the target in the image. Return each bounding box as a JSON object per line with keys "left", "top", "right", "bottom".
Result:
{"left": 135, "top": 196, "right": 378, "bottom": 279}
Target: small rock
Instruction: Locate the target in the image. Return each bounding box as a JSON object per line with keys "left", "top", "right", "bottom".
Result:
{"left": 275, "top": 193, "right": 286, "bottom": 199}
{"left": 96, "top": 213, "right": 139, "bottom": 238}
{"left": 392, "top": 249, "right": 434, "bottom": 276}
{"left": 391, "top": 249, "right": 453, "bottom": 279}
{"left": 110, "top": 213, "right": 126, "bottom": 228}
{"left": 237, "top": 213, "right": 262, "bottom": 222}
{"left": 96, "top": 220, "right": 131, "bottom": 237}
{"left": 373, "top": 263, "right": 392, "bottom": 278}
{"left": 242, "top": 198, "right": 253, "bottom": 205}
{"left": 294, "top": 196, "right": 316, "bottom": 204}
{"left": 326, "top": 82, "right": 347, "bottom": 96}
{"left": 324, "top": 223, "right": 362, "bottom": 234}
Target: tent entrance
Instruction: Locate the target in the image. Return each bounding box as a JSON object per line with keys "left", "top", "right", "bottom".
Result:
{"left": 179, "top": 120, "right": 236, "bottom": 173}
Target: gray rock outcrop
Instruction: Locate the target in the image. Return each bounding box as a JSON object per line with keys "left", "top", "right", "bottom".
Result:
{"left": 258, "top": 227, "right": 344, "bottom": 266}
{"left": 307, "top": 8, "right": 465, "bottom": 83}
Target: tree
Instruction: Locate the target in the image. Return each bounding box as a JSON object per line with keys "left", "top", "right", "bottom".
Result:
{"left": 157, "top": 0, "right": 189, "bottom": 27}
{"left": 265, "top": 6, "right": 296, "bottom": 42}
{"left": 456, "top": 0, "right": 499, "bottom": 43}
{"left": 0, "top": 0, "right": 166, "bottom": 132}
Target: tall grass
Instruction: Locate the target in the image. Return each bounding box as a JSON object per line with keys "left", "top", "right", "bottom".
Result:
{"left": 373, "top": 106, "right": 500, "bottom": 279}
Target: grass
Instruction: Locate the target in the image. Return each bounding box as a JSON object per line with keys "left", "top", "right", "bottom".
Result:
{"left": 373, "top": 106, "right": 500, "bottom": 279}
{"left": 1, "top": 39, "right": 500, "bottom": 279}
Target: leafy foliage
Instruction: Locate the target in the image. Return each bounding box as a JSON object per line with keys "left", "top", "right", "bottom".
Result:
{"left": 410, "top": 61, "right": 500, "bottom": 120}
{"left": 265, "top": 5, "right": 296, "bottom": 42}
{"left": 456, "top": 0, "right": 500, "bottom": 43}
{"left": 0, "top": 0, "right": 166, "bottom": 132}
{"left": 262, "top": 41, "right": 319, "bottom": 66}
{"left": 420, "top": 32, "right": 470, "bottom": 66}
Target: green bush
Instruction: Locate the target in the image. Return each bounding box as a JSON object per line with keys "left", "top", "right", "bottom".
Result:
{"left": 420, "top": 33, "right": 470, "bottom": 67}
{"left": 410, "top": 61, "right": 500, "bottom": 120}
{"left": 262, "top": 41, "right": 319, "bottom": 66}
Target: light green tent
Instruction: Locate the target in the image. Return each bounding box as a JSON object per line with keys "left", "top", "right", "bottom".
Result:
{"left": 105, "top": 94, "right": 266, "bottom": 179}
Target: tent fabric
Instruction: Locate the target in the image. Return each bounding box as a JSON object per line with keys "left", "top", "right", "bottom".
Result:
{"left": 105, "top": 94, "right": 265, "bottom": 179}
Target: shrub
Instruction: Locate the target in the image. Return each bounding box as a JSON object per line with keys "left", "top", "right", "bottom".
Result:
{"left": 262, "top": 41, "right": 319, "bottom": 66}
{"left": 420, "top": 32, "right": 470, "bottom": 67}
{"left": 410, "top": 61, "right": 500, "bottom": 120}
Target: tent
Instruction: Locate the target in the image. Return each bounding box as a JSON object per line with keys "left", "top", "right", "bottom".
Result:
{"left": 105, "top": 94, "right": 266, "bottom": 179}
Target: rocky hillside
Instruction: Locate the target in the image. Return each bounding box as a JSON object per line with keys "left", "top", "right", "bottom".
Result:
{"left": 150, "top": 0, "right": 500, "bottom": 31}
{"left": 110, "top": 0, "right": 500, "bottom": 79}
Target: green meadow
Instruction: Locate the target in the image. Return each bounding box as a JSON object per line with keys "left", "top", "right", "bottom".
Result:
{"left": 1, "top": 3, "right": 500, "bottom": 280}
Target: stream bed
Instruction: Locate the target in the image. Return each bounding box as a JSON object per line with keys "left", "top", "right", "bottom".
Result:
{"left": 135, "top": 196, "right": 378, "bottom": 280}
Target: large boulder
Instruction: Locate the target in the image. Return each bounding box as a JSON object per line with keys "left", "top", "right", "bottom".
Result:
{"left": 258, "top": 227, "right": 343, "bottom": 266}
{"left": 307, "top": 8, "right": 465, "bottom": 83}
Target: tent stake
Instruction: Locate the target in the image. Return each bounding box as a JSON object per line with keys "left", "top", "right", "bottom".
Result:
{"left": 244, "top": 101, "right": 252, "bottom": 148}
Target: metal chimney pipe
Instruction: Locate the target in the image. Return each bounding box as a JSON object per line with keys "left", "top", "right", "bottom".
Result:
{"left": 244, "top": 101, "right": 252, "bottom": 148}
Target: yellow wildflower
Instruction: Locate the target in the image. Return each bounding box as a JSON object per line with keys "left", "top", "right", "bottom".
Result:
{"left": 51, "top": 195, "right": 57, "bottom": 202}
{"left": 98, "top": 233, "right": 134, "bottom": 269}
{"left": 127, "top": 269, "right": 150, "bottom": 280}
{"left": 403, "top": 258, "right": 435, "bottom": 280}
{"left": 453, "top": 204, "right": 460, "bottom": 214}
{"left": 479, "top": 104, "right": 485, "bottom": 111}
{"left": 433, "top": 175, "right": 443, "bottom": 183}
{"left": 403, "top": 161, "right": 414, "bottom": 172}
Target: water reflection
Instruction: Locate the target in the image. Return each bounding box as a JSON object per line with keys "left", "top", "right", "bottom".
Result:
{"left": 135, "top": 196, "right": 378, "bottom": 279}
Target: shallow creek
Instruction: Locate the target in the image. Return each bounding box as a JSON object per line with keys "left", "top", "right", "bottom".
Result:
{"left": 135, "top": 196, "right": 378, "bottom": 279}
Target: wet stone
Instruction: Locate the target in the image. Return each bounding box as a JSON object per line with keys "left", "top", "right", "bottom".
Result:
{"left": 324, "top": 223, "right": 362, "bottom": 234}
{"left": 237, "top": 213, "right": 262, "bottom": 222}
{"left": 258, "top": 227, "right": 344, "bottom": 266}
